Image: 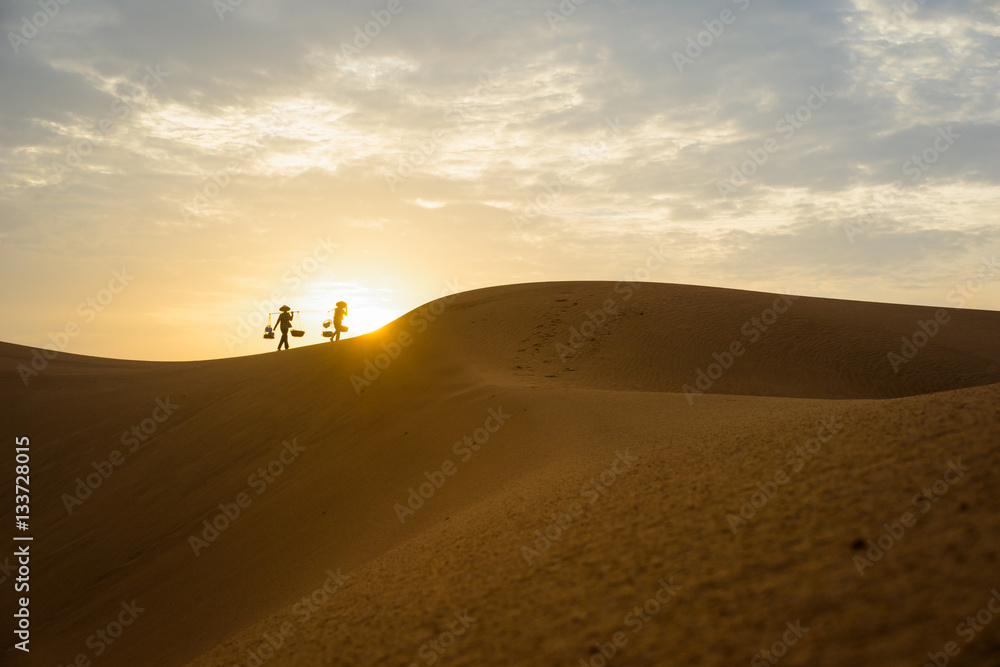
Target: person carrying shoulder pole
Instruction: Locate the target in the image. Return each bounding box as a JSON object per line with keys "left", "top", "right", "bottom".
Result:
{"left": 333, "top": 301, "right": 348, "bottom": 341}
{"left": 275, "top": 305, "right": 294, "bottom": 350}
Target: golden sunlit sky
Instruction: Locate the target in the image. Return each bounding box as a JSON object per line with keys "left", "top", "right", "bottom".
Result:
{"left": 2, "top": 0, "right": 999, "bottom": 360}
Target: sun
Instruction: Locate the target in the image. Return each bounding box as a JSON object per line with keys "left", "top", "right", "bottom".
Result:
{"left": 291, "top": 297, "right": 403, "bottom": 343}
{"left": 323, "top": 304, "right": 402, "bottom": 337}
{"left": 271, "top": 278, "right": 414, "bottom": 349}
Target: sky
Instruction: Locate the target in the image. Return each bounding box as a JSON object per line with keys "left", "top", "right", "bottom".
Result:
{"left": 1, "top": 0, "right": 998, "bottom": 361}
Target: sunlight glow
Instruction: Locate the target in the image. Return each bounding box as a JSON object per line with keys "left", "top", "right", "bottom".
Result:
{"left": 296, "top": 282, "right": 407, "bottom": 342}
{"left": 414, "top": 199, "right": 445, "bottom": 208}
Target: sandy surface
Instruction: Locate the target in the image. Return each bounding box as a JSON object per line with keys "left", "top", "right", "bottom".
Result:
{"left": 2, "top": 281, "right": 999, "bottom": 666}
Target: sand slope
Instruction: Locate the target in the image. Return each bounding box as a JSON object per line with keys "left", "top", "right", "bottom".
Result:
{"left": 1, "top": 281, "right": 999, "bottom": 667}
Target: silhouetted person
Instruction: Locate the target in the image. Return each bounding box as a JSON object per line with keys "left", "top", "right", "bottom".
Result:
{"left": 333, "top": 301, "right": 348, "bottom": 341}
{"left": 275, "top": 305, "right": 294, "bottom": 351}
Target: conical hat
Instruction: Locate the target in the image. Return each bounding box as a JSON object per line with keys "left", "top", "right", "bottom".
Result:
{"left": 279, "top": 305, "right": 291, "bottom": 312}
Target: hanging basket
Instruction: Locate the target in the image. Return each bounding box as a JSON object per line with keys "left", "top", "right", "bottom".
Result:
{"left": 263, "top": 332, "right": 275, "bottom": 339}
{"left": 290, "top": 329, "right": 305, "bottom": 338}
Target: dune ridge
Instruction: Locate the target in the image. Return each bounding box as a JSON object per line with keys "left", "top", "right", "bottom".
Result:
{"left": 2, "top": 281, "right": 999, "bottom": 666}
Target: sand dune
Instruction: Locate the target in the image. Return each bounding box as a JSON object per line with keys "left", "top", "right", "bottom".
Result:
{"left": 2, "top": 281, "right": 999, "bottom": 666}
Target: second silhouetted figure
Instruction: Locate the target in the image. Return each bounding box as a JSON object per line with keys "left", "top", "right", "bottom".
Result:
{"left": 333, "top": 301, "right": 348, "bottom": 341}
